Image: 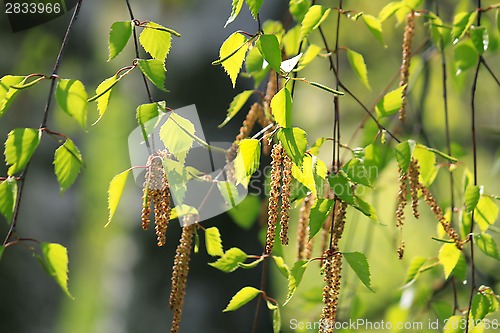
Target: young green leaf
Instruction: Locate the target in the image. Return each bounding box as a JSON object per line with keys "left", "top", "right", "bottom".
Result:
{"left": 289, "top": 0, "right": 311, "bottom": 22}
{"left": 238, "top": 256, "right": 264, "bottom": 269}
{"left": 271, "top": 87, "right": 293, "bottom": 128}
{"left": 106, "top": 169, "right": 131, "bottom": 226}
{"left": 227, "top": 195, "right": 260, "bottom": 229}
{"left": 451, "top": 11, "right": 477, "bottom": 42}
{"left": 295, "top": 44, "right": 321, "bottom": 71}
{"left": 471, "top": 293, "right": 491, "bottom": 321}
{"left": 0, "top": 75, "right": 26, "bottom": 117}
{"left": 454, "top": 40, "right": 478, "bottom": 75}
{"left": 225, "top": 0, "right": 244, "bottom": 27}
{"left": 343, "top": 252, "right": 374, "bottom": 292}
{"left": 159, "top": 112, "right": 196, "bottom": 164}
{"left": 394, "top": 140, "right": 415, "bottom": 172}
{"left": 451, "top": 254, "right": 466, "bottom": 281}
{"left": 234, "top": 138, "right": 261, "bottom": 187}
{"left": 209, "top": 247, "right": 248, "bottom": 272}
{"left": 39, "top": 243, "right": 73, "bottom": 299}
{"left": 308, "top": 198, "right": 334, "bottom": 240}
{"left": 219, "top": 90, "right": 255, "bottom": 128}
{"left": 136, "top": 101, "right": 164, "bottom": 126}
{"left": 139, "top": 21, "right": 173, "bottom": 64}
{"left": 376, "top": 85, "right": 406, "bottom": 118}
{"left": 353, "top": 196, "right": 378, "bottom": 222}
{"left": 272, "top": 256, "right": 291, "bottom": 278}
{"left": 0, "top": 177, "right": 17, "bottom": 222}
{"left": 270, "top": 301, "right": 281, "bottom": 333}
{"left": 328, "top": 172, "right": 355, "bottom": 204}
{"left": 291, "top": 154, "right": 316, "bottom": 193}
{"left": 5, "top": 128, "right": 42, "bottom": 176}
{"left": 137, "top": 59, "right": 167, "bottom": 91}
{"left": 378, "top": 1, "right": 402, "bottom": 22}
{"left": 276, "top": 127, "right": 308, "bottom": 167}
{"left": 439, "top": 243, "right": 461, "bottom": 279}
{"left": 218, "top": 32, "right": 249, "bottom": 88}
{"left": 169, "top": 205, "right": 199, "bottom": 221}
{"left": 94, "top": 76, "right": 117, "bottom": 120}
{"left": 403, "top": 256, "right": 428, "bottom": 286}
{"left": 465, "top": 185, "right": 480, "bottom": 212}
{"left": 205, "top": 227, "right": 224, "bottom": 257}
{"left": 308, "top": 81, "right": 344, "bottom": 95}
{"left": 223, "top": 286, "right": 262, "bottom": 312}
{"left": 343, "top": 158, "right": 371, "bottom": 187}
{"left": 470, "top": 26, "right": 488, "bottom": 54}
{"left": 108, "top": 21, "right": 132, "bottom": 61}
{"left": 54, "top": 139, "right": 84, "bottom": 193}
{"left": 56, "top": 79, "right": 88, "bottom": 129}
{"left": 362, "top": 15, "right": 385, "bottom": 46}
{"left": 347, "top": 49, "right": 371, "bottom": 90}
{"left": 284, "top": 260, "right": 308, "bottom": 305}
{"left": 443, "top": 316, "right": 463, "bottom": 333}
{"left": 474, "top": 196, "right": 499, "bottom": 231}
{"left": 300, "top": 5, "right": 331, "bottom": 40}
{"left": 245, "top": 0, "right": 263, "bottom": 19}
{"left": 245, "top": 46, "right": 265, "bottom": 73}
{"left": 256, "top": 34, "right": 282, "bottom": 73}
{"left": 282, "top": 25, "right": 301, "bottom": 57}
{"left": 217, "top": 181, "right": 240, "bottom": 208}
{"left": 474, "top": 233, "right": 500, "bottom": 260}
{"left": 412, "top": 145, "right": 438, "bottom": 187}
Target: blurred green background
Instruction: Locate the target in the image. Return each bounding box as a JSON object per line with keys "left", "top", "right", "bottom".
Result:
{"left": 0, "top": 0, "right": 499, "bottom": 332}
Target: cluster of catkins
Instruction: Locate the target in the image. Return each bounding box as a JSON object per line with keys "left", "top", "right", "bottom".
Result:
{"left": 396, "top": 158, "right": 463, "bottom": 257}
{"left": 399, "top": 10, "right": 416, "bottom": 122}
{"left": 265, "top": 143, "right": 293, "bottom": 254}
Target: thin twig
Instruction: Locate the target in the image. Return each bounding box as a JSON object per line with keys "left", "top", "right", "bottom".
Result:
{"left": 479, "top": 56, "right": 500, "bottom": 86}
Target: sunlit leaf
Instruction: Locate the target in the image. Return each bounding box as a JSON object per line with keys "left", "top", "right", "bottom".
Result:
{"left": 443, "top": 316, "right": 463, "bottom": 333}
{"left": 39, "top": 243, "right": 73, "bottom": 299}
{"left": 209, "top": 247, "right": 248, "bottom": 272}
{"left": 394, "top": 140, "right": 415, "bottom": 173}
{"left": 256, "top": 34, "right": 282, "bottom": 73}
{"left": 282, "top": 25, "right": 301, "bottom": 57}
{"left": 94, "top": 76, "right": 117, "bottom": 119}
{"left": 223, "top": 286, "right": 262, "bottom": 312}
{"left": 439, "top": 243, "right": 461, "bottom": 279}
{"left": 347, "top": 49, "right": 371, "bottom": 90}
{"left": 474, "top": 196, "right": 499, "bottom": 231}
{"left": 217, "top": 181, "right": 240, "bottom": 208}
{"left": 234, "top": 138, "right": 261, "bottom": 187}
{"left": 376, "top": 85, "right": 406, "bottom": 118}
{"left": 451, "top": 11, "right": 477, "bottom": 42}
{"left": 245, "top": 46, "right": 265, "bottom": 73}
{"left": 471, "top": 293, "right": 491, "bottom": 321}
{"left": 218, "top": 32, "right": 249, "bottom": 87}
{"left": 362, "top": 15, "right": 385, "bottom": 46}
{"left": 470, "top": 26, "right": 488, "bottom": 54}
{"left": 378, "top": 2, "right": 402, "bottom": 22}
{"left": 289, "top": 0, "right": 311, "bottom": 22}
{"left": 106, "top": 169, "right": 130, "bottom": 226}
{"left": 413, "top": 145, "right": 438, "bottom": 187}
{"left": 238, "top": 256, "right": 264, "bottom": 269}
{"left": 219, "top": 90, "right": 255, "bottom": 127}
{"left": 343, "top": 158, "right": 371, "bottom": 187}
{"left": 343, "top": 252, "right": 374, "bottom": 292}
{"left": 277, "top": 127, "right": 308, "bottom": 167}
{"left": 308, "top": 198, "right": 334, "bottom": 240}
{"left": 137, "top": 59, "right": 167, "bottom": 91}
{"left": 56, "top": 79, "right": 88, "bottom": 129}
{"left": 271, "top": 87, "right": 292, "bottom": 128}
{"left": 295, "top": 44, "right": 321, "bottom": 71}
{"left": 0, "top": 177, "right": 17, "bottom": 223}
{"left": 465, "top": 185, "right": 480, "bottom": 212}
{"left": 403, "top": 256, "right": 428, "bottom": 286}
{"left": 139, "top": 21, "right": 173, "bottom": 64}
{"left": 0, "top": 75, "right": 25, "bottom": 117}
{"left": 108, "top": 21, "right": 132, "bottom": 61}
{"left": 245, "top": 0, "right": 264, "bottom": 19}
{"left": 159, "top": 112, "right": 196, "bottom": 164}
{"left": 300, "top": 5, "right": 331, "bottom": 40}
{"left": 284, "top": 260, "right": 308, "bottom": 305}
{"left": 474, "top": 233, "right": 500, "bottom": 260}
{"left": 328, "top": 172, "right": 354, "bottom": 204}
{"left": 272, "top": 256, "right": 291, "bottom": 278}
{"left": 205, "top": 227, "right": 224, "bottom": 257}
{"left": 454, "top": 40, "right": 478, "bottom": 75}
{"left": 353, "top": 196, "right": 378, "bottom": 222}
{"left": 4, "top": 128, "right": 41, "bottom": 176}
{"left": 54, "top": 138, "right": 83, "bottom": 193}
{"left": 225, "top": 0, "right": 244, "bottom": 27}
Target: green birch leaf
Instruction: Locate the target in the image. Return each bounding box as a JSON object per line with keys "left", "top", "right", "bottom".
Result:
{"left": 454, "top": 40, "right": 478, "bottom": 75}
{"left": 246, "top": 0, "right": 264, "bottom": 19}
{"left": 343, "top": 252, "right": 374, "bottom": 292}
{"left": 256, "top": 34, "right": 282, "bottom": 73}
{"left": 245, "top": 46, "right": 265, "bottom": 73}
{"left": 308, "top": 198, "right": 334, "bottom": 240}
{"left": 328, "top": 172, "right": 354, "bottom": 204}
{"left": 347, "top": 49, "right": 371, "bottom": 90}
{"left": 276, "top": 127, "right": 308, "bottom": 167}
{"left": 136, "top": 101, "right": 164, "bottom": 129}
{"left": 284, "top": 260, "right": 308, "bottom": 305}
{"left": 474, "top": 196, "right": 499, "bottom": 231}
{"left": 271, "top": 87, "right": 293, "bottom": 128}
{"left": 470, "top": 26, "right": 488, "bottom": 54}
{"left": 353, "top": 196, "right": 378, "bottom": 222}
{"left": 209, "top": 247, "right": 248, "bottom": 272}
{"left": 439, "top": 243, "right": 461, "bottom": 279}
{"left": 465, "top": 185, "right": 480, "bottom": 212}
{"left": 300, "top": 5, "right": 331, "bottom": 40}
{"left": 289, "top": 0, "right": 311, "bottom": 22}
{"left": 295, "top": 44, "right": 322, "bottom": 71}
{"left": 451, "top": 11, "right": 477, "bottom": 42}
{"left": 451, "top": 254, "right": 466, "bottom": 281}
{"left": 362, "top": 15, "right": 385, "bottom": 46}
{"left": 0, "top": 177, "right": 17, "bottom": 223}
{"left": 225, "top": 0, "right": 244, "bottom": 28}
{"left": 205, "top": 227, "right": 224, "bottom": 257}
{"left": 106, "top": 169, "right": 130, "bottom": 226}
{"left": 139, "top": 21, "right": 173, "bottom": 63}
{"left": 94, "top": 76, "right": 117, "bottom": 119}
{"left": 471, "top": 293, "right": 491, "bottom": 321}
{"left": 217, "top": 181, "right": 240, "bottom": 208}
{"left": 379, "top": 1, "right": 402, "bottom": 22}
{"left": 474, "top": 233, "right": 500, "bottom": 260}
{"left": 291, "top": 154, "right": 316, "bottom": 193}
{"left": 271, "top": 302, "right": 281, "bottom": 333}
{"left": 394, "top": 140, "right": 415, "bottom": 173}
{"left": 5, "top": 128, "right": 42, "bottom": 176}
{"left": 169, "top": 205, "right": 199, "bottom": 220}
{"left": 159, "top": 112, "right": 196, "bottom": 164}
{"left": 283, "top": 25, "right": 301, "bottom": 57}
{"left": 272, "top": 256, "right": 291, "bottom": 278}
{"left": 39, "top": 243, "right": 73, "bottom": 299}
{"left": 343, "top": 158, "right": 371, "bottom": 187}
{"left": 56, "top": 79, "right": 88, "bottom": 129}
{"left": 54, "top": 139, "right": 83, "bottom": 193}
{"left": 444, "top": 316, "right": 463, "bottom": 333}
{"left": 0, "top": 75, "right": 25, "bottom": 117}
{"left": 412, "top": 145, "right": 438, "bottom": 187}
{"left": 234, "top": 139, "right": 261, "bottom": 187}
{"left": 376, "top": 85, "right": 406, "bottom": 118}
{"left": 238, "top": 256, "right": 264, "bottom": 269}
{"left": 404, "top": 256, "right": 428, "bottom": 286}
{"left": 218, "top": 32, "right": 249, "bottom": 88}
{"left": 137, "top": 59, "right": 167, "bottom": 91}
{"left": 223, "top": 286, "right": 262, "bottom": 312}
{"left": 219, "top": 90, "right": 254, "bottom": 127}
{"left": 108, "top": 21, "right": 132, "bottom": 61}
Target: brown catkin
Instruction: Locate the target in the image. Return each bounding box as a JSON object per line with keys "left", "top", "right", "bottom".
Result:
{"left": 398, "top": 240, "right": 405, "bottom": 259}
{"left": 169, "top": 217, "right": 196, "bottom": 333}
{"left": 399, "top": 11, "right": 416, "bottom": 122}
{"left": 409, "top": 159, "right": 420, "bottom": 219}
{"left": 141, "top": 173, "right": 152, "bottom": 230}
{"left": 262, "top": 72, "right": 279, "bottom": 156}
{"left": 297, "top": 193, "right": 314, "bottom": 260}
{"left": 396, "top": 167, "right": 409, "bottom": 228}
{"left": 235, "top": 103, "right": 260, "bottom": 143}
{"left": 265, "top": 143, "right": 283, "bottom": 255}
{"left": 420, "top": 185, "right": 463, "bottom": 250}
{"left": 280, "top": 152, "right": 292, "bottom": 245}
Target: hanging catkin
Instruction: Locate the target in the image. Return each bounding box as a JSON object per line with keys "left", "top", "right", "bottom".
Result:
{"left": 297, "top": 193, "right": 314, "bottom": 260}
{"left": 399, "top": 11, "right": 416, "bottom": 122}
{"left": 396, "top": 167, "right": 408, "bottom": 228}
{"left": 408, "top": 158, "right": 420, "bottom": 219}
{"left": 262, "top": 72, "right": 279, "bottom": 155}
{"left": 280, "top": 151, "right": 292, "bottom": 245}
{"left": 265, "top": 143, "right": 283, "bottom": 255}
